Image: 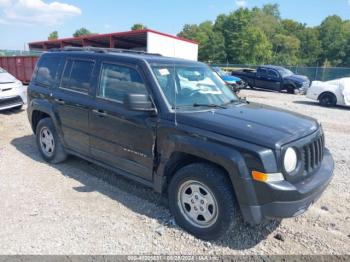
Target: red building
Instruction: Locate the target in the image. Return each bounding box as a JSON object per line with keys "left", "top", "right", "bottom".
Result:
{"left": 29, "top": 29, "right": 198, "bottom": 61}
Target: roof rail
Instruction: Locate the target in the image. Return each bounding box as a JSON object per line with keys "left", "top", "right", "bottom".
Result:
{"left": 49, "top": 46, "right": 162, "bottom": 56}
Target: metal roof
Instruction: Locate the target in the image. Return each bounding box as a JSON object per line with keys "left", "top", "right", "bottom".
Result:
{"left": 29, "top": 29, "right": 198, "bottom": 51}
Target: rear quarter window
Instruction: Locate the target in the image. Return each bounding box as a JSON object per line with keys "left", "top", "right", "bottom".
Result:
{"left": 257, "top": 68, "right": 268, "bottom": 77}
{"left": 34, "top": 56, "right": 60, "bottom": 87}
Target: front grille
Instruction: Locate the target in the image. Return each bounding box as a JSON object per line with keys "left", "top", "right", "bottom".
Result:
{"left": 0, "top": 96, "right": 23, "bottom": 108}
{"left": 302, "top": 133, "right": 325, "bottom": 174}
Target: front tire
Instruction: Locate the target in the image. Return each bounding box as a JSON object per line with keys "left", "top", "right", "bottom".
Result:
{"left": 168, "top": 163, "right": 238, "bottom": 240}
{"left": 286, "top": 85, "right": 295, "bottom": 94}
{"left": 36, "top": 118, "right": 67, "bottom": 164}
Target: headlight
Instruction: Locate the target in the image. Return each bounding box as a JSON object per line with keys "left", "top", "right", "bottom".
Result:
{"left": 14, "top": 80, "right": 23, "bottom": 87}
{"left": 283, "top": 147, "right": 298, "bottom": 173}
{"left": 302, "top": 81, "right": 310, "bottom": 88}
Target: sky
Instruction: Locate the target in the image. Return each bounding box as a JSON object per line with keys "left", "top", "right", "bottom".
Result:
{"left": 1, "top": 0, "right": 350, "bottom": 50}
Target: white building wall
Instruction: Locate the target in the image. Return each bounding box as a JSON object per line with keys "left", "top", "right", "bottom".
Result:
{"left": 147, "top": 32, "right": 198, "bottom": 61}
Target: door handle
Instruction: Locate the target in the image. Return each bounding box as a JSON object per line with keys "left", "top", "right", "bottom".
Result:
{"left": 92, "top": 109, "right": 107, "bottom": 117}
{"left": 54, "top": 98, "right": 65, "bottom": 105}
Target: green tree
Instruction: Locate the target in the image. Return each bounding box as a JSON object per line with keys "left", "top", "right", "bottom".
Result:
{"left": 178, "top": 24, "right": 199, "bottom": 40}
{"left": 272, "top": 34, "right": 300, "bottom": 65}
{"left": 251, "top": 4, "right": 281, "bottom": 38}
{"left": 178, "top": 21, "right": 226, "bottom": 62}
{"left": 48, "top": 31, "right": 58, "bottom": 40}
{"left": 219, "top": 8, "right": 252, "bottom": 63}
{"left": 131, "top": 23, "right": 147, "bottom": 30}
{"left": 342, "top": 21, "right": 350, "bottom": 66}
{"left": 73, "top": 28, "right": 94, "bottom": 37}
{"left": 319, "top": 15, "right": 347, "bottom": 66}
{"left": 240, "top": 27, "right": 272, "bottom": 64}
{"left": 298, "top": 28, "right": 322, "bottom": 65}
{"left": 281, "top": 19, "right": 306, "bottom": 36}
{"left": 261, "top": 3, "right": 281, "bottom": 19}
{"left": 177, "top": 4, "right": 350, "bottom": 67}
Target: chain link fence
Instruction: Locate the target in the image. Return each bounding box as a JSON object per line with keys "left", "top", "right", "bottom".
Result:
{"left": 213, "top": 64, "right": 350, "bottom": 82}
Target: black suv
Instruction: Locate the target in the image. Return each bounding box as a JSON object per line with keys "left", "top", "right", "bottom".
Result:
{"left": 27, "top": 47, "right": 334, "bottom": 240}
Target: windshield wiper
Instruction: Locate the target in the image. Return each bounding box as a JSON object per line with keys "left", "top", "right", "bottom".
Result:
{"left": 193, "top": 103, "right": 226, "bottom": 109}
{"left": 222, "top": 99, "right": 241, "bottom": 106}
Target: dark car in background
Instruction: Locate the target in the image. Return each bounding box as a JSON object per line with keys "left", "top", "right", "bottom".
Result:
{"left": 231, "top": 65, "right": 310, "bottom": 94}
{"left": 212, "top": 66, "right": 246, "bottom": 93}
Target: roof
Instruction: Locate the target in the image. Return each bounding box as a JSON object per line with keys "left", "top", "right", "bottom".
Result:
{"left": 261, "top": 65, "right": 286, "bottom": 70}
{"left": 29, "top": 29, "right": 198, "bottom": 51}
{"left": 44, "top": 48, "right": 203, "bottom": 66}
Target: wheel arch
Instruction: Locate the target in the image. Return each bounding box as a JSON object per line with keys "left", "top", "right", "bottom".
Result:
{"left": 283, "top": 82, "right": 296, "bottom": 90}
{"left": 162, "top": 152, "right": 229, "bottom": 191}
{"left": 29, "top": 99, "right": 64, "bottom": 139}
{"left": 156, "top": 135, "right": 259, "bottom": 208}
{"left": 31, "top": 110, "right": 50, "bottom": 134}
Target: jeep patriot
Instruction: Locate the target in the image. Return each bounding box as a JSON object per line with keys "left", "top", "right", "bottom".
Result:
{"left": 27, "top": 47, "right": 334, "bottom": 240}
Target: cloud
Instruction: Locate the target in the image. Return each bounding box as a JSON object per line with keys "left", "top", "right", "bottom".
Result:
{"left": 235, "top": 0, "right": 247, "bottom": 8}
{"left": 0, "top": 0, "right": 82, "bottom": 25}
{"left": 0, "top": 0, "right": 12, "bottom": 7}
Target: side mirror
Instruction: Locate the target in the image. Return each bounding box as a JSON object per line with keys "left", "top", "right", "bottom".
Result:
{"left": 124, "top": 93, "right": 155, "bottom": 112}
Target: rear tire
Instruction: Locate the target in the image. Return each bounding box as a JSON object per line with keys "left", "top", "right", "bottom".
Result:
{"left": 36, "top": 118, "right": 67, "bottom": 164}
{"left": 319, "top": 93, "right": 337, "bottom": 107}
{"left": 287, "top": 86, "right": 295, "bottom": 94}
{"left": 168, "top": 163, "right": 238, "bottom": 240}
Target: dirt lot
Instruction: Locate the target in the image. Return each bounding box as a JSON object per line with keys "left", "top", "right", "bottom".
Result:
{"left": 0, "top": 90, "right": 349, "bottom": 255}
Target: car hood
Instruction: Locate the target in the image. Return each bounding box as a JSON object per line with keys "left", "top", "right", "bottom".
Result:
{"left": 222, "top": 75, "right": 241, "bottom": 83}
{"left": 0, "top": 72, "right": 16, "bottom": 83}
{"left": 177, "top": 103, "right": 319, "bottom": 148}
{"left": 285, "top": 74, "right": 309, "bottom": 84}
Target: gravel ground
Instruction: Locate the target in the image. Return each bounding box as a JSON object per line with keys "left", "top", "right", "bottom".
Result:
{"left": 0, "top": 90, "right": 349, "bottom": 255}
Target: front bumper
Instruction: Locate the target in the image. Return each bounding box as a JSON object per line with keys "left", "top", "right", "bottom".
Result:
{"left": 0, "top": 84, "right": 27, "bottom": 111}
{"left": 226, "top": 81, "right": 246, "bottom": 92}
{"left": 0, "top": 96, "right": 24, "bottom": 111}
{"left": 240, "top": 149, "right": 334, "bottom": 224}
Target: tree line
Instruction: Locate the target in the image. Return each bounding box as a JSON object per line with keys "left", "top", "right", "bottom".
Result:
{"left": 46, "top": 4, "right": 350, "bottom": 68}
{"left": 178, "top": 4, "right": 350, "bottom": 67}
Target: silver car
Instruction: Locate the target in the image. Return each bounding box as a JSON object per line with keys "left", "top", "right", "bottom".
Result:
{"left": 0, "top": 67, "right": 27, "bottom": 111}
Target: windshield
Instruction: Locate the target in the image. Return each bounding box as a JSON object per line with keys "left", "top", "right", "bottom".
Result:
{"left": 152, "top": 65, "right": 239, "bottom": 109}
{"left": 212, "top": 67, "right": 226, "bottom": 77}
{"left": 278, "top": 68, "right": 294, "bottom": 77}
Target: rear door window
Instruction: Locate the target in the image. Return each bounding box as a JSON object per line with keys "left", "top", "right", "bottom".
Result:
{"left": 60, "top": 59, "right": 95, "bottom": 94}
{"left": 35, "top": 56, "right": 60, "bottom": 87}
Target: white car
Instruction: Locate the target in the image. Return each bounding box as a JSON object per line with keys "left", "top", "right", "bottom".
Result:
{"left": 0, "top": 67, "right": 27, "bottom": 111}
{"left": 306, "top": 77, "right": 350, "bottom": 107}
